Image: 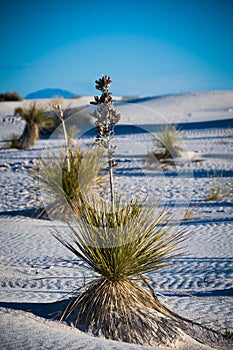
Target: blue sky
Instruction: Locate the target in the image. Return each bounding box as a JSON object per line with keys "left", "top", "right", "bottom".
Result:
{"left": 1, "top": 0, "right": 233, "bottom": 97}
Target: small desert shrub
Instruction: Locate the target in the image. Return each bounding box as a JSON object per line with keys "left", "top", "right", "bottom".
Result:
{"left": 32, "top": 146, "right": 107, "bottom": 219}
{"left": 13, "top": 102, "right": 54, "bottom": 149}
{"left": 148, "top": 124, "right": 183, "bottom": 164}
{"left": 182, "top": 204, "right": 199, "bottom": 221}
{"left": 205, "top": 178, "right": 233, "bottom": 201}
{"left": 0, "top": 91, "right": 23, "bottom": 101}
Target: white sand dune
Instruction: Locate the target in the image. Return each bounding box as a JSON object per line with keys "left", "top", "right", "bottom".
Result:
{"left": 0, "top": 91, "right": 232, "bottom": 349}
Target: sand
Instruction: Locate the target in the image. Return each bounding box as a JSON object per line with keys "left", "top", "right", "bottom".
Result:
{"left": 0, "top": 91, "right": 232, "bottom": 349}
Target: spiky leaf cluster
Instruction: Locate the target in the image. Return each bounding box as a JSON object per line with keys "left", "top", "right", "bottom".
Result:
{"left": 56, "top": 201, "right": 184, "bottom": 282}
{"left": 32, "top": 146, "right": 107, "bottom": 219}
{"left": 14, "top": 102, "right": 53, "bottom": 127}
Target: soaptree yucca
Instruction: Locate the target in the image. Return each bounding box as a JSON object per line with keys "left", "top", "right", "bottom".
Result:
{"left": 33, "top": 145, "right": 107, "bottom": 219}
{"left": 54, "top": 76, "right": 184, "bottom": 346}
{"left": 57, "top": 197, "right": 232, "bottom": 349}
{"left": 56, "top": 200, "right": 186, "bottom": 347}
{"left": 32, "top": 102, "right": 107, "bottom": 219}
{"left": 13, "top": 102, "right": 54, "bottom": 149}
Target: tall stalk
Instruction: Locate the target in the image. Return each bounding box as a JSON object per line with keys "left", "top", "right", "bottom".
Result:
{"left": 90, "top": 76, "right": 121, "bottom": 209}
{"left": 53, "top": 104, "right": 71, "bottom": 173}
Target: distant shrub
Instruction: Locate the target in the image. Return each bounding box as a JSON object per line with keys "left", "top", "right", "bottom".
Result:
{"left": 0, "top": 92, "right": 23, "bottom": 101}
{"left": 12, "top": 102, "right": 54, "bottom": 149}
{"left": 148, "top": 124, "right": 183, "bottom": 165}
{"left": 205, "top": 178, "right": 233, "bottom": 201}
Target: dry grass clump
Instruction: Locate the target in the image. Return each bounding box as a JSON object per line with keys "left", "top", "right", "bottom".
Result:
{"left": 12, "top": 102, "right": 54, "bottom": 149}
{"left": 205, "top": 178, "right": 233, "bottom": 201}
{"left": 32, "top": 145, "right": 107, "bottom": 219}
{"left": 148, "top": 124, "right": 183, "bottom": 165}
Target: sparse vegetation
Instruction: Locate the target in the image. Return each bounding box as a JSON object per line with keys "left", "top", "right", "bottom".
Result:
{"left": 12, "top": 102, "right": 54, "bottom": 149}
{"left": 32, "top": 146, "right": 107, "bottom": 219}
{"left": 182, "top": 204, "right": 199, "bottom": 221}
{"left": 205, "top": 178, "right": 233, "bottom": 201}
{"left": 0, "top": 91, "right": 23, "bottom": 101}
{"left": 148, "top": 124, "right": 183, "bottom": 165}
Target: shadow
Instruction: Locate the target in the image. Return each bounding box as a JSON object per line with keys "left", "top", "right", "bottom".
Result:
{"left": 192, "top": 288, "right": 233, "bottom": 297}
{"left": 179, "top": 216, "right": 233, "bottom": 225}
{"left": 0, "top": 299, "right": 68, "bottom": 320}
{"left": 81, "top": 119, "right": 233, "bottom": 138}
{"left": 188, "top": 201, "right": 233, "bottom": 208}
{"left": 0, "top": 207, "right": 49, "bottom": 220}
{"left": 203, "top": 153, "right": 233, "bottom": 160}
{"left": 193, "top": 169, "right": 233, "bottom": 178}
{"left": 161, "top": 288, "right": 233, "bottom": 298}
{"left": 139, "top": 119, "right": 233, "bottom": 132}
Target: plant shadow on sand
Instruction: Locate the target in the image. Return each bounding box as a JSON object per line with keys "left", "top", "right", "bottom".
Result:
{"left": 0, "top": 299, "right": 70, "bottom": 321}
{"left": 0, "top": 208, "right": 49, "bottom": 220}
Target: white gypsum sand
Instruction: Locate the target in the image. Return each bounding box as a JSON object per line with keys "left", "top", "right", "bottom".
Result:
{"left": 0, "top": 91, "right": 232, "bottom": 349}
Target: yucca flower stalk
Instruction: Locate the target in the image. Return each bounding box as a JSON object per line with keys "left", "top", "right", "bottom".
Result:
{"left": 90, "top": 75, "right": 121, "bottom": 208}
{"left": 53, "top": 104, "right": 71, "bottom": 172}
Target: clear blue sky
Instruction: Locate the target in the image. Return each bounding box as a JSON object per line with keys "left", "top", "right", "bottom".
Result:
{"left": 1, "top": 0, "right": 233, "bottom": 97}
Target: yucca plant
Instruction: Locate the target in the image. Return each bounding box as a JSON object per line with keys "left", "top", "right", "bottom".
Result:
{"left": 13, "top": 102, "right": 54, "bottom": 149}
{"left": 56, "top": 200, "right": 186, "bottom": 347}
{"left": 32, "top": 145, "right": 107, "bottom": 219}
{"left": 149, "top": 124, "right": 183, "bottom": 164}
{"left": 56, "top": 199, "right": 232, "bottom": 349}
{"left": 54, "top": 76, "right": 184, "bottom": 345}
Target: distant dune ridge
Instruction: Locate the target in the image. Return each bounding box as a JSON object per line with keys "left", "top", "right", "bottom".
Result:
{"left": 1, "top": 89, "right": 233, "bottom": 122}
